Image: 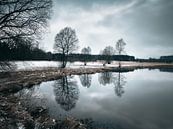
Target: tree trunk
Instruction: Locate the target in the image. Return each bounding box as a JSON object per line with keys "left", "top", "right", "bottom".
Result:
{"left": 118, "top": 61, "right": 121, "bottom": 68}
{"left": 61, "top": 53, "right": 67, "bottom": 68}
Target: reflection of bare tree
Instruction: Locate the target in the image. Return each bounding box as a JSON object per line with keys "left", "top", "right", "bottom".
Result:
{"left": 98, "top": 72, "right": 127, "bottom": 97}
{"left": 54, "top": 76, "right": 79, "bottom": 111}
{"left": 98, "top": 72, "right": 113, "bottom": 86}
{"left": 113, "top": 72, "right": 126, "bottom": 97}
{"left": 79, "top": 74, "right": 92, "bottom": 88}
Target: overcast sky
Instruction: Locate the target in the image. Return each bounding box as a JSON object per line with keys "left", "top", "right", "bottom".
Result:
{"left": 41, "top": 0, "right": 173, "bottom": 58}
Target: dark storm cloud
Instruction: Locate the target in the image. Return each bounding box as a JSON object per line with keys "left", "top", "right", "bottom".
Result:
{"left": 56, "top": 0, "right": 130, "bottom": 8}
{"left": 130, "top": 0, "right": 173, "bottom": 46}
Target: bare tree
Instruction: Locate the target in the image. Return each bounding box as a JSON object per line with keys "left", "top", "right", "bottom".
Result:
{"left": 81, "top": 46, "right": 91, "bottom": 54}
{"left": 79, "top": 74, "right": 92, "bottom": 88}
{"left": 54, "top": 27, "right": 79, "bottom": 68}
{"left": 81, "top": 46, "right": 91, "bottom": 65}
{"left": 101, "top": 46, "right": 115, "bottom": 66}
{"left": 0, "top": 0, "right": 52, "bottom": 46}
{"left": 115, "top": 39, "right": 126, "bottom": 68}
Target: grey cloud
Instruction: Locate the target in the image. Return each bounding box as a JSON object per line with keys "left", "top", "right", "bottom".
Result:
{"left": 97, "top": 0, "right": 173, "bottom": 49}
{"left": 131, "top": 0, "right": 173, "bottom": 37}
{"left": 55, "top": 0, "right": 131, "bottom": 9}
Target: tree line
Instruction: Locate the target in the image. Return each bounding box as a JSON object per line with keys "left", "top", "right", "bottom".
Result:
{"left": 53, "top": 27, "right": 173, "bottom": 67}
{"left": 54, "top": 27, "right": 131, "bottom": 67}
{"left": 0, "top": 44, "right": 134, "bottom": 62}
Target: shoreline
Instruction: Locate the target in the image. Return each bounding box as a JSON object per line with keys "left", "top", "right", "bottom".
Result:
{"left": 0, "top": 62, "right": 173, "bottom": 94}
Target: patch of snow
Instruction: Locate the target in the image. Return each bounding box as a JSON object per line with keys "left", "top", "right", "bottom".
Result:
{"left": 0, "top": 61, "right": 136, "bottom": 72}
{"left": 15, "top": 61, "right": 61, "bottom": 70}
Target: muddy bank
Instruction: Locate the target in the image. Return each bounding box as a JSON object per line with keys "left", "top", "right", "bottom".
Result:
{"left": 0, "top": 67, "right": 109, "bottom": 94}
{"left": 0, "top": 63, "right": 173, "bottom": 94}
{"left": 0, "top": 94, "right": 88, "bottom": 129}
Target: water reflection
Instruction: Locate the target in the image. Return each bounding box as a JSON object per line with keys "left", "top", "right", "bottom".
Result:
{"left": 113, "top": 72, "right": 126, "bottom": 97}
{"left": 98, "top": 72, "right": 113, "bottom": 86}
{"left": 53, "top": 76, "right": 79, "bottom": 111}
{"left": 98, "top": 72, "right": 126, "bottom": 97}
{"left": 13, "top": 69, "right": 173, "bottom": 129}
{"left": 159, "top": 68, "right": 173, "bottom": 73}
{"left": 79, "top": 74, "right": 92, "bottom": 88}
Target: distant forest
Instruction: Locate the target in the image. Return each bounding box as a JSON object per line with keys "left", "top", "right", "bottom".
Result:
{"left": 0, "top": 42, "right": 173, "bottom": 63}
{"left": 0, "top": 42, "right": 134, "bottom": 61}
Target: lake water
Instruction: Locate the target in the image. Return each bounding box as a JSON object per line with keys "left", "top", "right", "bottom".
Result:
{"left": 16, "top": 69, "right": 173, "bottom": 129}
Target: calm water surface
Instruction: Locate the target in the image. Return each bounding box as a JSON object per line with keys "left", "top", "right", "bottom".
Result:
{"left": 17, "top": 69, "right": 173, "bottom": 129}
